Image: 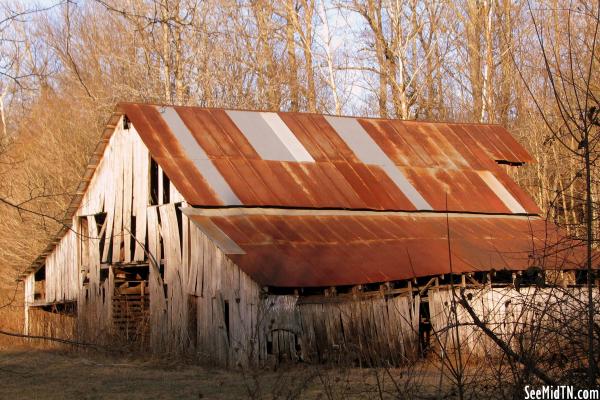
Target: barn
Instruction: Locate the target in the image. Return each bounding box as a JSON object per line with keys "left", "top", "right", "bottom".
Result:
{"left": 19, "top": 103, "right": 584, "bottom": 366}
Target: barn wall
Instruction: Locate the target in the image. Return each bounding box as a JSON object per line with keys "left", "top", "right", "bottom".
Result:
{"left": 24, "top": 117, "right": 262, "bottom": 366}
{"left": 298, "top": 294, "right": 420, "bottom": 365}
{"left": 256, "top": 285, "right": 599, "bottom": 366}
{"left": 428, "top": 286, "right": 600, "bottom": 359}
{"left": 256, "top": 293, "right": 421, "bottom": 365}
{"left": 44, "top": 230, "right": 78, "bottom": 303}
{"left": 145, "top": 203, "right": 262, "bottom": 366}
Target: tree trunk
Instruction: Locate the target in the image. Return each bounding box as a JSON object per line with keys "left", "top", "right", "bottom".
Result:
{"left": 466, "top": 0, "right": 483, "bottom": 122}
{"left": 285, "top": 0, "right": 300, "bottom": 111}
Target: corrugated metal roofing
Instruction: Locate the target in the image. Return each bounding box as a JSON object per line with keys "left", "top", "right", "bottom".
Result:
{"left": 22, "top": 102, "right": 583, "bottom": 286}
{"left": 120, "top": 103, "right": 540, "bottom": 214}
{"left": 183, "top": 208, "right": 587, "bottom": 287}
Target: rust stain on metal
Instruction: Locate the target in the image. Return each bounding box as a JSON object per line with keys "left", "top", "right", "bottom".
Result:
{"left": 19, "top": 102, "right": 559, "bottom": 284}
{"left": 120, "top": 103, "right": 222, "bottom": 205}
{"left": 119, "top": 102, "right": 537, "bottom": 214}
{"left": 186, "top": 211, "right": 585, "bottom": 287}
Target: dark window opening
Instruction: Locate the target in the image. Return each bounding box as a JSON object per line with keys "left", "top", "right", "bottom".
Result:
{"left": 34, "top": 266, "right": 45, "bottom": 281}
{"left": 106, "top": 235, "right": 113, "bottom": 262}
{"left": 113, "top": 265, "right": 150, "bottom": 281}
{"left": 175, "top": 202, "right": 183, "bottom": 250}
{"left": 159, "top": 237, "right": 164, "bottom": 263}
{"left": 188, "top": 295, "right": 198, "bottom": 348}
{"left": 150, "top": 158, "right": 159, "bottom": 205}
{"left": 419, "top": 299, "right": 432, "bottom": 354}
{"left": 33, "top": 269, "right": 45, "bottom": 301}
{"left": 419, "top": 299, "right": 430, "bottom": 320}
{"left": 100, "top": 267, "right": 109, "bottom": 283}
{"left": 144, "top": 225, "right": 149, "bottom": 259}
{"left": 41, "top": 301, "right": 77, "bottom": 316}
{"left": 79, "top": 218, "right": 90, "bottom": 282}
{"left": 95, "top": 213, "right": 107, "bottom": 257}
{"left": 156, "top": 210, "right": 164, "bottom": 261}
{"left": 496, "top": 160, "right": 524, "bottom": 167}
{"left": 576, "top": 270, "right": 588, "bottom": 285}
{"left": 493, "top": 270, "right": 514, "bottom": 284}
{"left": 438, "top": 274, "right": 463, "bottom": 286}
{"left": 224, "top": 300, "right": 230, "bottom": 342}
{"left": 472, "top": 271, "right": 489, "bottom": 284}
{"left": 163, "top": 171, "right": 171, "bottom": 204}
{"left": 130, "top": 215, "right": 137, "bottom": 257}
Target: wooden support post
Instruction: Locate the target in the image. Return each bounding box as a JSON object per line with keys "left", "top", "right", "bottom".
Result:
{"left": 419, "top": 277, "right": 437, "bottom": 296}
{"left": 467, "top": 274, "right": 482, "bottom": 287}
{"left": 141, "top": 280, "right": 146, "bottom": 310}
{"left": 380, "top": 282, "right": 390, "bottom": 296}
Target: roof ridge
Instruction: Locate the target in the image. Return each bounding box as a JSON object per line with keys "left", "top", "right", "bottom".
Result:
{"left": 116, "top": 101, "right": 507, "bottom": 127}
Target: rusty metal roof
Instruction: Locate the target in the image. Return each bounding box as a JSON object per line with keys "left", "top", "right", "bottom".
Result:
{"left": 120, "top": 103, "right": 539, "bottom": 214}
{"left": 183, "top": 208, "right": 587, "bottom": 287}
{"left": 22, "top": 102, "right": 578, "bottom": 286}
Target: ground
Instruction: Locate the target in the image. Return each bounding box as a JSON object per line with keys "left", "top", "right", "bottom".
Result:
{"left": 0, "top": 348, "right": 253, "bottom": 399}
{"left": 0, "top": 346, "right": 452, "bottom": 399}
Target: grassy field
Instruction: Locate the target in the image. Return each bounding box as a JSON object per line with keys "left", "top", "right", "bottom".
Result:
{"left": 0, "top": 346, "right": 452, "bottom": 399}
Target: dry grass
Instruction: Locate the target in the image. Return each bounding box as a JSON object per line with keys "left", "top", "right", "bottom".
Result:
{"left": 0, "top": 348, "right": 254, "bottom": 399}
{"left": 0, "top": 291, "right": 24, "bottom": 348}
{"left": 0, "top": 346, "right": 456, "bottom": 400}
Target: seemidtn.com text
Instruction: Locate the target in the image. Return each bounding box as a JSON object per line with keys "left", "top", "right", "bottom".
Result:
{"left": 524, "top": 386, "right": 600, "bottom": 400}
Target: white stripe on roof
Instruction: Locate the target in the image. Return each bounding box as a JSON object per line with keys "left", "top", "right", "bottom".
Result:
{"left": 478, "top": 171, "right": 526, "bottom": 213}
{"left": 226, "top": 110, "right": 314, "bottom": 162}
{"left": 260, "top": 112, "right": 314, "bottom": 162}
{"left": 325, "top": 116, "right": 432, "bottom": 210}
{"left": 159, "top": 107, "right": 242, "bottom": 205}
{"left": 381, "top": 165, "right": 433, "bottom": 210}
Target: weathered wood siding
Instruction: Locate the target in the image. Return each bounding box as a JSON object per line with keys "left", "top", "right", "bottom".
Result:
{"left": 261, "top": 294, "right": 421, "bottom": 365}
{"left": 146, "top": 205, "right": 262, "bottom": 366}
{"left": 44, "top": 230, "right": 78, "bottom": 303}
{"left": 24, "top": 117, "right": 262, "bottom": 366}
{"left": 23, "top": 274, "right": 35, "bottom": 335}
{"left": 428, "top": 286, "right": 600, "bottom": 358}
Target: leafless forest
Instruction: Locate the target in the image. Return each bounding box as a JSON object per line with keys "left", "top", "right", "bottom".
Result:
{"left": 0, "top": 0, "right": 599, "bottom": 398}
